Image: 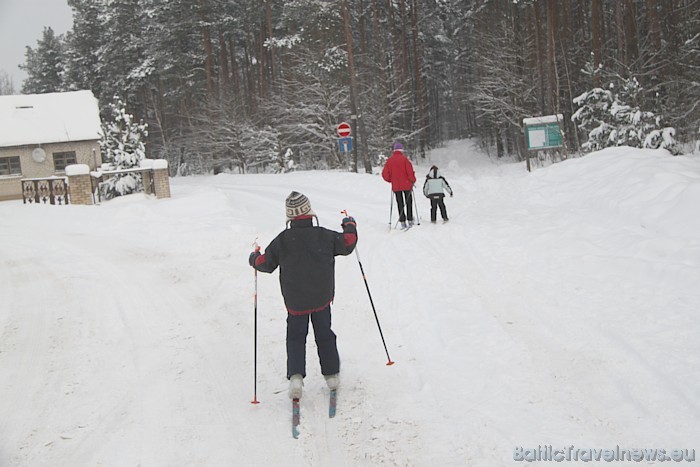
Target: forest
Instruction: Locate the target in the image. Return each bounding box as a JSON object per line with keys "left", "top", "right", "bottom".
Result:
{"left": 9, "top": 0, "right": 700, "bottom": 174}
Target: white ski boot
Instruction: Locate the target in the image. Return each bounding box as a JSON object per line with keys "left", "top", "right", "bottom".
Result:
{"left": 289, "top": 374, "right": 303, "bottom": 399}
{"left": 324, "top": 373, "right": 339, "bottom": 390}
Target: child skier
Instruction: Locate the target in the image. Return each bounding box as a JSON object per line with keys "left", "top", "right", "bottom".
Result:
{"left": 422, "top": 165, "right": 453, "bottom": 223}
{"left": 248, "top": 191, "right": 358, "bottom": 399}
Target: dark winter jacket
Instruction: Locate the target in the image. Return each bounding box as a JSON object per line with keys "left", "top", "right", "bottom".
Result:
{"left": 423, "top": 166, "right": 453, "bottom": 198}
{"left": 382, "top": 150, "right": 416, "bottom": 192}
{"left": 250, "top": 216, "right": 357, "bottom": 315}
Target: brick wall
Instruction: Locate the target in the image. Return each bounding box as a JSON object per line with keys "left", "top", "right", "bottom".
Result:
{"left": 67, "top": 173, "right": 94, "bottom": 205}
{"left": 153, "top": 168, "right": 171, "bottom": 199}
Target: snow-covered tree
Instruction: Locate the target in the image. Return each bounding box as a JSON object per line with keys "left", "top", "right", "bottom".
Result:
{"left": 573, "top": 77, "right": 680, "bottom": 155}
{"left": 96, "top": 0, "right": 148, "bottom": 110}
{"left": 571, "top": 87, "right": 614, "bottom": 152}
{"left": 99, "top": 97, "right": 149, "bottom": 199}
{"left": 20, "top": 27, "right": 65, "bottom": 94}
{"left": 0, "top": 71, "right": 16, "bottom": 95}
{"left": 64, "top": 0, "right": 103, "bottom": 94}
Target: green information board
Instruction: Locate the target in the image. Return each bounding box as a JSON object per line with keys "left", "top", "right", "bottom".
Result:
{"left": 525, "top": 123, "right": 563, "bottom": 150}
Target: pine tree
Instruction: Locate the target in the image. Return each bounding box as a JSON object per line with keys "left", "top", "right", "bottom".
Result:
{"left": 100, "top": 97, "right": 149, "bottom": 199}
{"left": 20, "top": 27, "right": 65, "bottom": 94}
{"left": 571, "top": 87, "right": 614, "bottom": 152}
{"left": 607, "top": 77, "right": 658, "bottom": 149}
{"left": 97, "top": 0, "right": 148, "bottom": 110}
{"left": 64, "top": 0, "right": 103, "bottom": 94}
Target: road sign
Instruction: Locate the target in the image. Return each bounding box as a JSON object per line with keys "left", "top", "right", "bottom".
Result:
{"left": 338, "top": 137, "right": 353, "bottom": 153}
{"left": 337, "top": 122, "right": 351, "bottom": 138}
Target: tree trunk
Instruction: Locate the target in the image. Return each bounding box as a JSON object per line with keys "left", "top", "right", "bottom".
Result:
{"left": 591, "top": 0, "right": 602, "bottom": 87}
{"left": 546, "top": 0, "right": 557, "bottom": 112}
{"left": 623, "top": 0, "right": 639, "bottom": 65}
{"left": 533, "top": 0, "right": 545, "bottom": 113}
{"left": 218, "top": 31, "right": 230, "bottom": 96}
{"left": 616, "top": 0, "right": 626, "bottom": 67}
{"left": 258, "top": 18, "right": 266, "bottom": 99}
{"left": 202, "top": 26, "right": 216, "bottom": 98}
{"left": 228, "top": 38, "right": 240, "bottom": 97}
{"left": 342, "top": 0, "right": 372, "bottom": 173}
{"left": 646, "top": 0, "right": 661, "bottom": 57}
{"left": 265, "top": 0, "right": 275, "bottom": 84}
{"left": 359, "top": 0, "right": 368, "bottom": 58}
{"left": 371, "top": 0, "right": 392, "bottom": 146}
{"left": 410, "top": 0, "right": 426, "bottom": 157}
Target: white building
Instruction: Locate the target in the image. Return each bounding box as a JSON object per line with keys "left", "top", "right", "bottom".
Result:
{"left": 0, "top": 90, "right": 102, "bottom": 201}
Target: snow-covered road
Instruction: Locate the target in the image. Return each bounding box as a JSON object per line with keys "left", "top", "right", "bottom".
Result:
{"left": 1, "top": 142, "right": 698, "bottom": 466}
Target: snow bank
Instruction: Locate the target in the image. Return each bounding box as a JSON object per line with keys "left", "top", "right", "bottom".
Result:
{"left": 528, "top": 147, "right": 700, "bottom": 238}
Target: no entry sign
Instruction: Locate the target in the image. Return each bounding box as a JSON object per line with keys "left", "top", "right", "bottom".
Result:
{"left": 337, "top": 122, "right": 351, "bottom": 137}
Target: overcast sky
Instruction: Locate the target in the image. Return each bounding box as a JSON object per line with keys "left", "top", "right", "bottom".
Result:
{"left": 0, "top": 0, "right": 74, "bottom": 90}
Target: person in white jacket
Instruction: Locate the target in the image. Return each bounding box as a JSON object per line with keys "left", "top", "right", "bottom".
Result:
{"left": 422, "top": 165, "right": 453, "bottom": 223}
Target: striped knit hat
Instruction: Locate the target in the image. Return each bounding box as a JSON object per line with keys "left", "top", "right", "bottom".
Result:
{"left": 285, "top": 191, "right": 314, "bottom": 221}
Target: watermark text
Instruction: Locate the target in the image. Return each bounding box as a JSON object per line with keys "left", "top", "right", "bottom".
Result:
{"left": 513, "top": 445, "right": 695, "bottom": 463}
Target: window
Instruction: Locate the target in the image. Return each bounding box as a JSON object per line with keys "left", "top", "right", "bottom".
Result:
{"left": 0, "top": 156, "right": 21, "bottom": 176}
{"left": 53, "top": 151, "right": 77, "bottom": 172}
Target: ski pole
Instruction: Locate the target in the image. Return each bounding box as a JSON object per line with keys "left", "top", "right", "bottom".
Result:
{"left": 388, "top": 188, "right": 393, "bottom": 230}
{"left": 251, "top": 239, "right": 261, "bottom": 404}
{"left": 341, "top": 210, "right": 395, "bottom": 366}
{"left": 411, "top": 187, "right": 421, "bottom": 225}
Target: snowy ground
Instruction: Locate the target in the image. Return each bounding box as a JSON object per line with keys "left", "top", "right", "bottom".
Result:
{"left": 1, "top": 141, "right": 699, "bottom": 466}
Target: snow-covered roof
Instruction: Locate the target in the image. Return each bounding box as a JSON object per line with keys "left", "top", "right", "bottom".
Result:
{"left": 522, "top": 114, "right": 564, "bottom": 126}
{"left": 0, "top": 90, "right": 102, "bottom": 148}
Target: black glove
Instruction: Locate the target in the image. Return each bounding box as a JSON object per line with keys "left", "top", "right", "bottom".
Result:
{"left": 249, "top": 248, "right": 261, "bottom": 267}
{"left": 341, "top": 216, "right": 356, "bottom": 228}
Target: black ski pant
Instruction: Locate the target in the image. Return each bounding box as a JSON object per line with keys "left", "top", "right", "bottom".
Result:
{"left": 394, "top": 190, "right": 413, "bottom": 222}
{"left": 286, "top": 305, "right": 339, "bottom": 379}
{"left": 429, "top": 195, "right": 448, "bottom": 221}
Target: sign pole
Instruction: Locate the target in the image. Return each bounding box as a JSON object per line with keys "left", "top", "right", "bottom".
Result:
{"left": 337, "top": 122, "right": 353, "bottom": 172}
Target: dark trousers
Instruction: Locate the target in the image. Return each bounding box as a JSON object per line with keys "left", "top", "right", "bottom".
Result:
{"left": 430, "top": 195, "right": 448, "bottom": 221}
{"left": 286, "top": 305, "right": 339, "bottom": 379}
{"left": 394, "top": 190, "right": 414, "bottom": 222}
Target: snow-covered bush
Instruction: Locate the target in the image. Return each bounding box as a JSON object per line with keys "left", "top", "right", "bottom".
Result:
{"left": 573, "top": 77, "right": 681, "bottom": 155}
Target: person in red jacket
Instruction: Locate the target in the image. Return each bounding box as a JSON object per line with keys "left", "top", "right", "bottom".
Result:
{"left": 382, "top": 142, "right": 417, "bottom": 228}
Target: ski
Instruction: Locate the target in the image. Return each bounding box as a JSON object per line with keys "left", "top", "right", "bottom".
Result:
{"left": 292, "top": 398, "right": 300, "bottom": 438}
{"left": 329, "top": 389, "right": 337, "bottom": 418}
